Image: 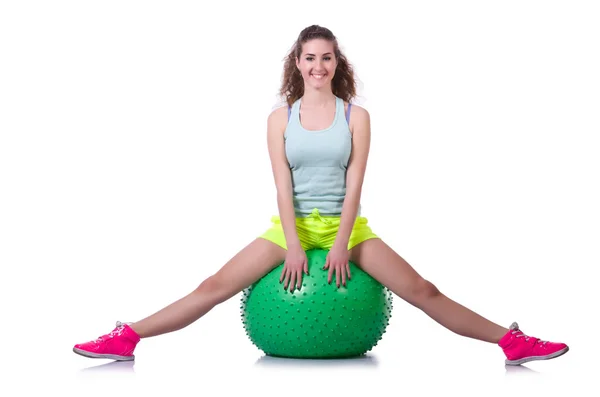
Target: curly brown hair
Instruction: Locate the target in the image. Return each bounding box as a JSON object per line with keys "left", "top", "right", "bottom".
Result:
{"left": 278, "top": 25, "right": 357, "bottom": 108}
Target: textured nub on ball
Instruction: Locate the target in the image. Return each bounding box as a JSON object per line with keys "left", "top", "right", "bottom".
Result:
{"left": 240, "top": 249, "right": 393, "bottom": 358}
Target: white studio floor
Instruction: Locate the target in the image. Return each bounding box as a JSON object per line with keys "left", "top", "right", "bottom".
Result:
{"left": 56, "top": 293, "right": 592, "bottom": 397}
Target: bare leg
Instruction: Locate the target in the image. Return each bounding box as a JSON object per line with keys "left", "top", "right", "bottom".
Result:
{"left": 349, "top": 238, "right": 508, "bottom": 343}
{"left": 130, "top": 238, "right": 286, "bottom": 338}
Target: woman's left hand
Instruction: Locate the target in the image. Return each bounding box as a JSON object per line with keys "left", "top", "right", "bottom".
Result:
{"left": 324, "top": 242, "right": 352, "bottom": 288}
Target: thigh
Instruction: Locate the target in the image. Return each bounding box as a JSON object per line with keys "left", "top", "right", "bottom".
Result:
{"left": 349, "top": 238, "right": 426, "bottom": 302}
{"left": 212, "top": 237, "right": 286, "bottom": 299}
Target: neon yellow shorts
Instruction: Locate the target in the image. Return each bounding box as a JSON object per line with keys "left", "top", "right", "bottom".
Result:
{"left": 258, "top": 208, "right": 379, "bottom": 251}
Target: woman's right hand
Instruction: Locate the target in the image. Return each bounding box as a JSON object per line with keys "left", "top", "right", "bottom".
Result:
{"left": 280, "top": 244, "right": 308, "bottom": 292}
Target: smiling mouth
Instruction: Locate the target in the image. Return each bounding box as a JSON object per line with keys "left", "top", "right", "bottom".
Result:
{"left": 311, "top": 74, "right": 325, "bottom": 79}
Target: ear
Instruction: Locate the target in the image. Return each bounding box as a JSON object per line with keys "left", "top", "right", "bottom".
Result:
{"left": 295, "top": 56, "right": 299, "bottom": 69}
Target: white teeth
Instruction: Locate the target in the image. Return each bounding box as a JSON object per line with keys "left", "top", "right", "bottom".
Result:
{"left": 312, "top": 74, "right": 325, "bottom": 79}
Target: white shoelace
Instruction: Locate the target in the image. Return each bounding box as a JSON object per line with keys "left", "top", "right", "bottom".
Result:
{"left": 510, "top": 322, "right": 547, "bottom": 344}
{"left": 95, "top": 321, "right": 131, "bottom": 342}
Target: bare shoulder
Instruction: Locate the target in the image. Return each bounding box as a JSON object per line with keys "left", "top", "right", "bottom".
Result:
{"left": 349, "top": 103, "right": 370, "bottom": 120}
{"left": 344, "top": 102, "right": 370, "bottom": 136}
{"left": 267, "top": 105, "right": 289, "bottom": 137}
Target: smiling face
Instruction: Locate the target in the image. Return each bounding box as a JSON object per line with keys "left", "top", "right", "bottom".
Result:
{"left": 295, "top": 38, "right": 338, "bottom": 90}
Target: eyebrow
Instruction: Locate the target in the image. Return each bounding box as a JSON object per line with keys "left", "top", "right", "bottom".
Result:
{"left": 305, "top": 52, "right": 332, "bottom": 56}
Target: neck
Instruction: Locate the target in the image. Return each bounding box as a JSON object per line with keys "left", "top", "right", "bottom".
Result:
{"left": 300, "top": 89, "right": 336, "bottom": 108}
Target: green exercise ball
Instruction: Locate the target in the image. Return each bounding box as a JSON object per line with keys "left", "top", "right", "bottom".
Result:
{"left": 240, "top": 249, "right": 393, "bottom": 359}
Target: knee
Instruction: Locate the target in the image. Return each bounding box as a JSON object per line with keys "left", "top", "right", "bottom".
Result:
{"left": 194, "top": 275, "right": 229, "bottom": 304}
{"left": 407, "top": 278, "right": 440, "bottom": 306}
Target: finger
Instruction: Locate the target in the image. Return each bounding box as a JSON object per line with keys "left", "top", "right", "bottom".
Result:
{"left": 328, "top": 263, "right": 334, "bottom": 283}
{"left": 335, "top": 266, "right": 340, "bottom": 288}
{"left": 323, "top": 255, "right": 329, "bottom": 270}
{"left": 283, "top": 268, "right": 290, "bottom": 289}
{"left": 341, "top": 265, "right": 347, "bottom": 286}
{"left": 280, "top": 265, "right": 285, "bottom": 283}
{"left": 296, "top": 268, "right": 303, "bottom": 290}
{"left": 289, "top": 272, "right": 296, "bottom": 292}
{"left": 346, "top": 262, "right": 352, "bottom": 280}
{"left": 304, "top": 258, "right": 309, "bottom": 275}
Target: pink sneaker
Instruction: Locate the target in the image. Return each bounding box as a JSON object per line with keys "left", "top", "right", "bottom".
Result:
{"left": 498, "top": 322, "right": 569, "bottom": 365}
{"left": 73, "top": 321, "right": 140, "bottom": 361}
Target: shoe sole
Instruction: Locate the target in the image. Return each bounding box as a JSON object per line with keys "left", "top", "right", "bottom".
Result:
{"left": 73, "top": 347, "right": 135, "bottom": 361}
{"left": 505, "top": 346, "right": 569, "bottom": 365}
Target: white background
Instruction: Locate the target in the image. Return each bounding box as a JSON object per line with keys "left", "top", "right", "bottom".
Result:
{"left": 1, "top": 1, "right": 599, "bottom": 396}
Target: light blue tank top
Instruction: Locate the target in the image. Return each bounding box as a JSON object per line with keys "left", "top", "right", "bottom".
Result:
{"left": 284, "top": 95, "right": 361, "bottom": 217}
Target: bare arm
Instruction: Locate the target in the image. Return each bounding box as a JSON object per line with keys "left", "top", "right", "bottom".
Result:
{"left": 324, "top": 105, "right": 371, "bottom": 287}
{"left": 335, "top": 105, "right": 371, "bottom": 248}
{"left": 266, "top": 106, "right": 301, "bottom": 250}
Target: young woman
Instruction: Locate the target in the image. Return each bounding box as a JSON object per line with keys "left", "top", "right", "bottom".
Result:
{"left": 73, "top": 25, "right": 569, "bottom": 366}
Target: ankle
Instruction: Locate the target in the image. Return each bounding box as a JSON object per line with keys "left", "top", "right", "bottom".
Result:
{"left": 495, "top": 327, "right": 510, "bottom": 344}
{"left": 128, "top": 323, "right": 144, "bottom": 339}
